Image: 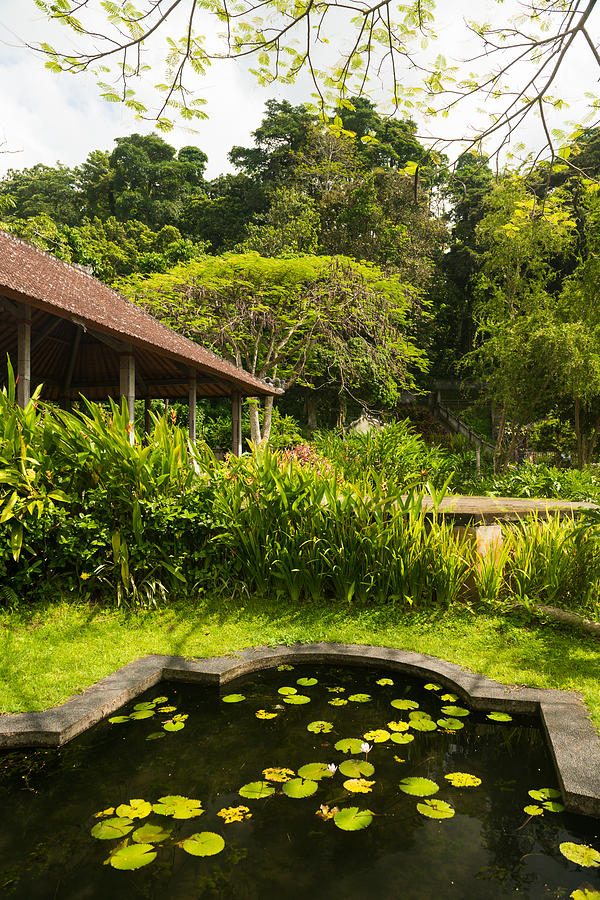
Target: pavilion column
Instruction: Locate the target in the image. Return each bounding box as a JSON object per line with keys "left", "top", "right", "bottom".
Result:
{"left": 144, "top": 398, "right": 152, "bottom": 436}
{"left": 119, "top": 351, "right": 135, "bottom": 443}
{"left": 188, "top": 367, "right": 197, "bottom": 442}
{"left": 231, "top": 392, "right": 242, "bottom": 457}
{"left": 16, "top": 303, "right": 31, "bottom": 408}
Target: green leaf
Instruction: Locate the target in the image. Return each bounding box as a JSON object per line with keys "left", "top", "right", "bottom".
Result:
{"left": 390, "top": 732, "right": 414, "bottom": 744}
{"left": 105, "top": 842, "right": 157, "bottom": 870}
{"left": 343, "top": 777, "right": 375, "bottom": 793}
{"left": 399, "top": 777, "right": 439, "bottom": 797}
{"left": 297, "top": 762, "right": 335, "bottom": 781}
{"left": 181, "top": 832, "right": 225, "bottom": 857}
{"left": 437, "top": 718, "right": 464, "bottom": 730}
{"left": 487, "top": 712, "right": 513, "bottom": 722}
{"left": 376, "top": 678, "right": 394, "bottom": 686}
{"left": 441, "top": 693, "right": 458, "bottom": 702}
{"left": 163, "top": 720, "right": 185, "bottom": 732}
{"left": 542, "top": 800, "right": 565, "bottom": 812}
{"left": 528, "top": 787, "right": 561, "bottom": 802}
{"left": 570, "top": 888, "right": 600, "bottom": 899}
{"left": 334, "top": 738, "right": 365, "bottom": 754}
{"left": 559, "top": 842, "right": 600, "bottom": 867}
{"left": 134, "top": 702, "right": 156, "bottom": 711}
{"left": 440, "top": 706, "right": 470, "bottom": 717}
{"left": 222, "top": 694, "right": 245, "bottom": 703}
{"left": 278, "top": 686, "right": 297, "bottom": 695}
{"left": 524, "top": 804, "right": 544, "bottom": 816}
{"left": 91, "top": 817, "right": 134, "bottom": 840}
{"left": 129, "top": 710, "right": 155, "bottom": 720}
{"left": 409, "top": 717, "right": 437, "bottom": 732}
{"left": 297, "top": 677, "right": 318, "bottom": 686}
{"left": 424, "top": 683, "right": 441, "bottom": 691}
{"left": 339, "top": 759, "right": 375, "bottom": 778}
{"left": 238, "top": 781, "right": 275, "bottom": 799}
{"left": 307, "top": 720, "right": 334, "bottom": 733}
{"left": 444, "top": 772, "right": 481, "bottom": 788}
{"left": 115, "top": 799, "right": 152, "bottom": 819}
{"left": 348, "top": 694, "right": 371, "bottom": 703}
{"left": 108, "top": 715, "right": 131, "bottom": 724}
{"left": 282, "top": 777, "right": 318, "bottom": 798}
{"left": 284, "top": 694, "right": 310, "bottom": 705}
{"left": 417, "top": 798, "right": 455, "bottom": 819}
{"left": 146, "top": 731, "right": 166, "bottom": 741}
{"left": 390, "top": 698, "right": 419, "bottom": 710}
{"left": 152, "top": 795, "right": 204, "bottom": 819}
{"left": 132, "top": 823, "right": 172, "bottom": 843}
{"left": 333, "top": 806, "right": 373, "bottom": 831}
{"left": 363, "top": 729, "right": 390, "bottom": 743}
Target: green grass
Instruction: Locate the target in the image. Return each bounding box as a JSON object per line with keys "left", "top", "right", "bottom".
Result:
{"left": 1, "top": 594, "right": 599, "bottom": 732}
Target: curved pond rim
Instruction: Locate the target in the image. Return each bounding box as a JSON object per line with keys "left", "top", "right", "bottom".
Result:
{"left": 1, "top": 641, "right": 599, "bottom": 817}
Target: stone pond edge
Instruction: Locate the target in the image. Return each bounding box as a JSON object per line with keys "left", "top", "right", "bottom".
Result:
{"left": 1, "top": 642, "right": 598, "bottom": 818}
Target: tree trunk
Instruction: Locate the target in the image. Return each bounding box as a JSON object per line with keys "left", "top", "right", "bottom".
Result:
{"left": 248, "top": 400, "right": 262, "bottom": 444}
{"left": 262, "top": 395, "right": 274, "bottom": 443}
{"left": 305, "top": 392, "right": 318, "bottom": 432}
{"left": 336, "top": 394, "right": 347, "bottom": 429}
{"left": 575, "top": 397, "right": 583, "bottom": 468}
{"left": 494, "top": 404, "right": 507, "bottom": 474}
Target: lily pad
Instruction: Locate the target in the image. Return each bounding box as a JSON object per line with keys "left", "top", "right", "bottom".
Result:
{"left": 146, "top": 731, "right": 166, "bottom": 741}
{"left": 152, "top": 795, "right": 204, "bottom": 819}
{"left": 334, "top": 738, "right": 365, "bottom": 754}
{"left": 157, "top": 705, "right": 177, "bottom": 713}
{"left": 284, "top": 694, "right": 310, "bottom": 705}
{"left": 424, "top": 683, "right": 441, "bottom": 691}
{"left": 116, "top": 799, "right": 152, "bottom": 820}
{"left": 487, "top": 711, "right": 513, "bottom": 722}
{"left": 108, "top": 715, "right": 130, "bottom": 724}
{"left": 524, "top": 804, "right": 544, "bottom": 816}
{"left": 376, "top": 678, "right": 394, "bottom": 686}
{"left": 417, "top": 799, "right": 455, "bottom": 819}
{"left": 391, "top": 732, "right": 414, "bottom": 744}
{"left": 570, "top": 888, "right": 600, "bottom": 899}
{"left": 283, "top": 778, "right": 318, "bottom": 798}
{"left": 218, "top": 805, "right": 252, "bottom": 823}
{"left": 440, "top": 705, "right": 470, "bottom": 717}
{"left": 529, "top": 787, "right": 561, "bottom": 802}
{"left": 262, "top": 767, "right": 295, "bottom": 782}
{"left": 134, "top": 702, "right": 156, "bottom": 711}
{"left": 333, "top": 807, "right": 373, "bottom": 831}
{"left": 94, "top": 807, "right": 115, "bottom": 818}
{"left": 441, "top": 693, "right": 458, "bottom": 702}
{"left": 297, "top": 677, "right": 318, "bottom": 687}
{"left": 437, "top": 718, "right": 464, "bottom": 731}
{"left": 91, "top": 817, "right": 133, "bottom": 840}
{"left": 409, "top": 717, "right": 437, "bottom": 732}
{"left": 307, "top": 720, "right": 334, "bottom": 733}
{"left": 390, "top": 699, "right": 419, "bottom": 710}
{"left": 444, "top": 772, "right": 482, "bottom": 788}
{"left": 255, "top": 709, "right": 278, "bottom": 719}
{"left": 105, "top": 842, "right": 156, "bottom": 870}
{"left": 297, "top": 762, "right": 335, "bottom": 781}
{"left": 129, "top": 710, "right": 155, "bottom": 720}
{"left": 399, "top": 777, "right": 439, "bottom": 797}
{"left": 343, "top": 778, "right": 375, "bottom": 793}
{"left": 277, "top": 664, "right": 294, "bottom": 671}
{"left": 559, "top": 842, "right": 600, "bottom": 867}
{"left": 328, "top": 698, "right": 348, "bottom": 706}
{"left": 132, "top": 823, "right": 172, "bottom": 843}
{"left": 163, "top": 720, "right": 185, "bottom": 732}
{"left": 222, "top": 694, "right": 245, "bottom": 703}
{"left": 387, "top": 720, "right": 409, "bottom": 732}
{"left": 238, "top": 781, "right": 275, "bottom": 799}
{"left": 278, "top": 686, "right": 297, "bottom": 695}
{"left": 363, "top": 729, "right": 390, "bottom": 743}
{"left": 339, "top": 759, "right": 375, "bottom": 778}
{"left": 181, "top": 832, "right": 225, "bottom": 857}
{"left": 152, "top": 696, "right": 169, "bottom": 704}
{"left": 542, "top": 800, "right": 565, "bottom": 813}
{"left": 348, "top": 694, "right": 371, "bottom": 703}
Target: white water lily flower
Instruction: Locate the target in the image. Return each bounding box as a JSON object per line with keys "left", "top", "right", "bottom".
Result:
{"left": 361, "top": 742, "right": 372, "bottom": 754}
{"left": 327, "top": 763, "right": 337, "bottom": 774}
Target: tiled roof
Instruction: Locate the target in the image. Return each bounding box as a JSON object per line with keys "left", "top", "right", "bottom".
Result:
{"left": 0, "top": 230, "right": 278, "bottom": 396}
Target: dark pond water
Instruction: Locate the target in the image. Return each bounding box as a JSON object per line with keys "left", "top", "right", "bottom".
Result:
{"left": 1, "top": 664, "right": 599, "bottom": 899}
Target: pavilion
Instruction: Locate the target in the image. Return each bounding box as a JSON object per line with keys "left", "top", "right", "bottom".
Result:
{"left": 0, "top": 231, "right": 281, "bottom": 453}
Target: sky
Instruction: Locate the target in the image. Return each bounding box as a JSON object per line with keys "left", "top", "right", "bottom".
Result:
{"left": 0, "top": 0, "right": 598, "bottom": 179}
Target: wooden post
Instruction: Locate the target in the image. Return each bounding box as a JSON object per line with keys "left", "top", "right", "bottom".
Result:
{"left": 119, "top": 351, "right": 135, "bottom": 443}
{"left": 16, "top": 304, "right": 31, "bottom": 408}
{"left": 144, "top": 398, "right": 152, "bottom": 436}
{"left": 188, "top": 367, "right": 197, "bottom": 442}
{"left": 231, "top": 392, "right": 242, "bottom": 457}
{"left": 476, "top": 442, "right": 481, "bottom": 476}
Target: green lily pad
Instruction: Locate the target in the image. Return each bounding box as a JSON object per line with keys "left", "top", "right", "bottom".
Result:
{"left": 333, "top": 807, "right": 373, "bottom": 831}
{"left": 262, "top": 767, "right": 295, "bottom": 782}
{"left": 417, "top": 799, "right": 455, "bottom": 819}
{"left": 152, "top": 795, "right": 204, "bottom": 819}
{"left": 409, "top": 717, "right": 437, "bottom": 732}
{"left": 390, "top": 699, "right": 419, "bottom": 710}
{"left": 108, "top": 715, "right": 130, "bottom": 724}
{"left": 437, "top": 718, "right": 464, "bottom": 731}
{"left": 328, "top": 698, "right": 348, "bottom": 706}
{"left": 129, "top": 710, "right": 155, "bottom": 720}
{"left": 376, "top": 678, "right": 394, "bottom": 686}
{"left": 307, "top": 720, "right": 334, "bottom": 733}
{"left": 487, "top": 711, "right": 513, "bottom": 722}
{"left": 297, "top": 762, "right": 335, "bottom": 781}
{"left": 153, "top": 696, "right": 169, "bottom": 704}
{"left": 348, "top": 694, "right": 371, "bottom": 703}
{"left": 343, "top": 777, "right": 375, "bottom": 793}
{"left": 334, "top": 738, "right": 365, "bottom": 754}
{"left": 559, "top": 842, "right": 600, "bottom": 867}
{"left": 146, "top": 731, "right": 166, "bottom": 741}
{"left": 222, "top": 694, "right": 245, "bottom": 703}
{"left": 283, "top": 778, "right": 318, "bottom": 798}
{"left": 277, "top": 664, "right": 294, "bottom": 671}
{"left": 424, "top": 683, "right": 441, "bottom": 691}
{"left": 163, "top": 720, "right": 185, "bottom": 732}
{"left": 399, "top": 777, "right": 439, "bottom": 797}
{"left": 132, "top": 823, "right": 172, "bottom": 843}
{"left": 116, "top": 799, "right": 152, "bottom": 820}
{"left": 238, "top": 781, "right": 275, "bottom": 799}
{"left": 571, "top": 888, "right": 600, "bottom": 899}
{"left": 157, "top": 705, "right": 177, "bottom": 713}
{"left": 284, "top": 694, "right": 311, "bottom": 705}
{"left": 363, "top": 729, "right": 390, "bottom": 743}
{"left": 444, "top": 772, "right": 481, "bottom": 788}
{"left": 440, "top": 706, "right": 469, "bottom": 717}
{"left": 542, "top": 800, "right": 565, "bottom": 813}
{"left": 105, "top": 842, "right": 157, "bottom": 870}
{"left": 524, "top": 804, "right": 544, "bottom": 816}
{"left": 297, "top": 677, "right": 318, "bottom": 687}
{"left": 387, "top": 720, "right": 409, "bottom": 732}
{"left": 278, "top": 686, "right": 297, "bottom": 695}
{"left": 390, "top": 732, "right": 414, "bottom": 744}
{"left": 91, "top": 817, "right": 134, "bottom": 840}
{"left": 528, "top": 787, "right": 561, "bottom": 802}
{"left": 134, "top": 702, "right": 156, "bottom": 711}
{"left": 181, "top": 832, "right": 225, "bottom": 857}
{"left": 441, "top": 693, "right": 458, "bottom": 702}
{"left": 339, "top": 759, "right": 375, "bottom": 778}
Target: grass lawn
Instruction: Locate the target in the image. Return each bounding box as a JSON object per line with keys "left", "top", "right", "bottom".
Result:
{"left": 1, "top": 594, "right": 599, "bottom": 731}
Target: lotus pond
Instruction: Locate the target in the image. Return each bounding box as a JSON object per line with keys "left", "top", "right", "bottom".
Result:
{"left": 1, "top": 664, "right": 599, "bottom": 899}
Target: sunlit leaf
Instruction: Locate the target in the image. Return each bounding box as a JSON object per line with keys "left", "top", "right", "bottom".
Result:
{"left": 344, "top": 778, "right": 375, "bottom": 793}
{"left": 277, "top": 665, "right": 294, "bottom": 671}
{"left": 559, "top": 842, "right": 600, "bottom": 867}
{"left": 376, "top": 678, "right": 394, "bottom": 686}
{"left": 528, "top": 787, "right": 561, "bottom": 802}
{"left": 307, "top": 720, "right": 334, "bottom": 733}
{"left": 437, "top": 718, "right": 464, "bottom": 731}
{"left": 542, "top": 800, "right": 565, "bottom": 812}
{"left": 387, "top": 720, "right": 409, "bottom": 732}
{"left": 424, "top": 683, "right": 441, "bottom": 691}
{"left": 129, "top": 710, "right": 154, "bottom": 720}
{"left": 222, "top": 694, "right": 245, "bottom": 703}
{"left": 444, "top": 772, "right": 481, "bottom": 788}
{"left": 570, "top": 887, "right": 600, "bottom": 899}
{"left": 153, "top": 696, "right": 169, "bottom": 704}
{"left": 390, "top": 699, "right": 419, "bottom": 710}
{"left": 284, "top": 694, "right": 310, "bottom": 705}
{"left": 328, "top": 698, "right": 348, "bottom": 706}
{"left": 417, "top": 798, "right": 455, "bottom": 819}
{"left": 441, "top": 693, "right": 458, "bottom": 702}
{"left": 91, "top": 817, "right": 134, "bottom": 840}
{"left": 524, "top": 804, "right": 544, "bottom": 816}
{"left": 93, "top": 808, "right": 115, "bottom": 818}
{"left": 152, "top": 795, "right": 204, "bottom": 819}
{"left": 440, "top": 706, "right": 469, "bottom": 717}
{"left": 399, "top": 777, "right": 439, "bottom": 797}
{"left": 316, "top": 804, "right": 337, "bottom": 821}
{"left": 163, "top": 720, "right": 185, "bottom": 732}
{"left": 409, "top": 717, "right": 437, "bottom": 732}
{"left": 391, "top": 732, "right": 414, "bottom": 744}
{"left": 134, "top": 702, "right": 156, "bottom": 711}
{"left": 278, "top": 686, "right": 297, "bottom": 695}
{"left": 283, "top": 777, "right": 318, "bottom": 798}
{"left": 363, "top": 729, "right": 390, "bottom": 743}
{"left": 339, "top": 759, "right": 375, "bottom": 778}
{"left": 348, "top": 694, "right": 371, "bottom": 703}
{"left": 256, "top": 709, "right": 278, "bottom": 719}
{"left": 262, "top": 767, "right": 295, "bottom": 782}
{"left": 108, "top": 715, "right": 130, "bottom": 724}
{"left": 238, "top": 781, "right": 275, "bottom": 799}
{"left": 132, "top": 823, "right": 172, "bottom": 843}
{"left": 487, "top": 712, "right": 513, "bottom": 722}
{"left": 297, "top": 677, "right": 318, "bottom": 686}
{"left": 334, "top": 738, "right": 365, "bottom": 754}
{"left": 116, "top": 799, "right": 152, "bottom": 820}
{"left": 181, "top": 832, "right": 225, "bottom": 857}
{"left": 297, "top": 762, "right": 335, "bottom": 780}
{"left": 105, "top": 842, "right": 156, "bottom": 870}
{"left": 218, "top": 805, "right": 252, "bottom": 823}
{"left": 157, "top": 706, "right": 177, "bottom": 713}
{"left": 333, "top": 806, "right": 373, "bottom": 831}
